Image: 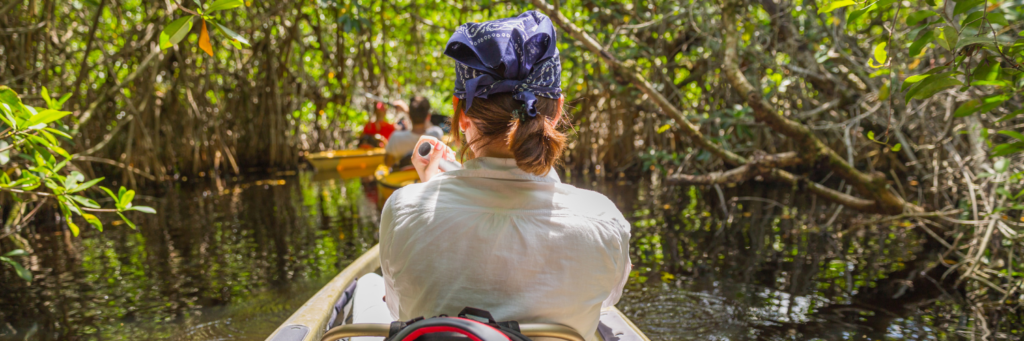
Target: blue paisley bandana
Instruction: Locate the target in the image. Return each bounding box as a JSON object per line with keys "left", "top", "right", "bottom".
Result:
{"left": 444, "top": 10, "right": 562, "bottom": 119}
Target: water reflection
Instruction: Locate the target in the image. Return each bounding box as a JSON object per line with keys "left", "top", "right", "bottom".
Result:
{"left": 0, "top": 171, "right": 966, "bottom": 340}
{"left": 0, "top": 173, "right": 379, "bottom": 340}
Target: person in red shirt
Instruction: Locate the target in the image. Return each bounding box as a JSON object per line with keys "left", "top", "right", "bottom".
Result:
{"left": 361, "top": 100, "right": 408, "bottom": 144}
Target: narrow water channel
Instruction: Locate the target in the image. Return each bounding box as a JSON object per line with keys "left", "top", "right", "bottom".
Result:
{"left": 0, "top": 171, "right": 963, "bottom": 340}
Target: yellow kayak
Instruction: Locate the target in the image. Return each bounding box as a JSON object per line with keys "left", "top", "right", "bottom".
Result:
{"left": 374, "top": 168, "right": 419, "bottom": 208}
{"left": 305, "top": 148, "right": 386, "bottom": 173}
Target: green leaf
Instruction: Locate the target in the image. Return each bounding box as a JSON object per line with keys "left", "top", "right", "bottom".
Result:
{"left": 0, "top": 86, "right": 23, "bottom": 108}
{"left": 891, "top": 143, "right": 902, "bottom": 152}
{"left": 847, "top": 5, "right": 874, "bottom": 24}
{"left": 99, "top": 186, "right": 120, "bottom": 205}
{"left": 995, "top": 159, "right": 1009, "bottom": 173}
{"left": 206, "top": 0, "right": 243, "bottom": 12}
{"left": 56, "top": 93, "right": 72, "bottom": 110}
{"left": 657, "top": 124, "right": 671, "bottom": 134}
{"left": 953, "top": 0, "right": 985, "bottom": 17}
{"left": 956, "top": 36, "right": 1001, "bottom": 50}
{"left": 44, "top": 128, "right": 72, "bottom": 140}
{"left": 986, "top": 12, "right": 1008, "bottom": 26}
{"left": 125, "top": 206, "right": 157, "bottom": 214}
{"left": 82, "top": 213, "right": 103, "bottom": 232}
{"left": 997, "top": 108, "right": 1023, "bottom": 122}
{"left": 961, "top": 11, "right": 985, "bottom": 28}
{"left": 909, "top": 30, "right": 934, "bottom": 57}
{"left": 67, "top": 220, "right": 80, "bottom": 237}
{"left": 955, "top": 99, "right": 981, "bottom": 117}
{"left": 941, "top": 26, "right": 959, "bottom": 51}
{"left": 991, "top": 142, "right": 1024, "bottom": 157}
{"left": 999, "top": 130, "right": 1024, "bottom": 142}
{"left": 120, "top": 189, "right": 136, "bottom": 207}
{"left": 869, "top": 42, "right": 887, "bottom": 67}
{"left": 907, "top": 10, "right": 937, "bottom": 26}
{"left": 867, "top": 130, "right": 876, "bottom": 140}
{"left": 1, "top": 257, "right": 32, "bottom": 282}
{"left": 70, "top": 195, "right": 101, "bottom": 209}
{"left": 23, "top": 109, "right": 71, "bottom": 128}
{"left": 818, "top": 0, "right": 857, "bottom": 14}
{"left": 212, "top": 21, "right": 250, "bottom": 47}
{"left": 68, "top": 177, "right": 103, "bottom": 193}
{"left": 906, "top": 76, "right": 962, "bottom": 101}
{"left": 159, "top": 16, "right": 195, "bottom": 50}
{"left": 3, "top": 249, "right": 28, "bottom": 257}
{"left": 117, "top": 212, "right": 137, "bottom": 230}
{"left": 41, "top": 87, "right": 52, "bottom": 108}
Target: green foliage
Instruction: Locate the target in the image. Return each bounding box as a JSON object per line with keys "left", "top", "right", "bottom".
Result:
{"left": 0, "top": 87, "right": 154, "bottom": 250}
{"left": 1, "top": 249, "right": 32, "bottom": 281}
{"left": 160, "top": 1, "right": 249, "bottom": 56}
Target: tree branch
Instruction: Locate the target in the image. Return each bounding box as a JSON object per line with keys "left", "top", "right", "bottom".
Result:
{"left": 668, "top": 151, "right": 801, "bottom": 184}
{"left": 720, "top": 6, "right": 920, "bottom": 214}
{"left": 531, "top": 0, "right": 748, "bottom": 166}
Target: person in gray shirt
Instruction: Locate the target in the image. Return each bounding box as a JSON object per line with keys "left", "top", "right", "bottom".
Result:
{"left": 385, "top": 96, "right": 444, "bottom": 169}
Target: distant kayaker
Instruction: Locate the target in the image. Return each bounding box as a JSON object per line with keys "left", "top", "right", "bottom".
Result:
{"left": 379, "top": 11, "right": 631, "bottom": 341}
{"left": 383, "top": 96, "right": 444, "bottom": 168}
{"left": 358, "top": 100, "right": 407, "bottom": 148}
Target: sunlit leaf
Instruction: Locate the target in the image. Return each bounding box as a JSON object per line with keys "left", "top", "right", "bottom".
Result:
{"left": 56, "top": 93, "right": 72, "bottom": 110}
{"left": 23, "top": 109, "right": 71, "bottom": 128}
{"left": 818, "top": 0, "right": 856, "bottom": 14}
{"left": 891, "top": 143, "right": 901, "bottom": 152}
{"left": 206, "top": 0, "right": 243, "bottom": 12}
{"left": 41, "top": 87, "right": 52, "bottom": 108}
{"left": 121, "top": 189, "right": 136, "bottom": 207}
{"left": 117, "top": 212, "right": 137, "bottom": 230}
{"left": 100, "top": 186, "right": 120, "bottom": 205}
{"left": 44, "top": 127, "right": 73, "bottom": 140}
{"left": 212, "top": 21, "right": 249, "bottom": 47}
{"left": 3, "top": 249, "right": 28, "bottom": 257}
{"left": 867, "top": 130, "right": 875, "bottom": 140}
{"left": 82, "top": 213, "right": 103, "bottom": 232}
{"left": 70, "top": 195, "right": 101, "bottom": 209}
{"left": 199, "top": 20, "right": 214, "bottom": 57}
{"left": 67, "top": 220, "right": 80, "bottom": 237}
{"left": 125, "top": 206, "right": 157, "bottom": 214}
{"left": 68, "top": 177, "right": 104, "bottom": 193}
{"left": 907, "top": 10, "right": 937, "bottom": 26}
{"left": 159, "top": 16, "right": 194, "bottom": 50}
{"left": 868, "top": 42, "right": 887, "bottom": 68}
{"left": 1, "top": 257, "right": 31, "bottom": 282}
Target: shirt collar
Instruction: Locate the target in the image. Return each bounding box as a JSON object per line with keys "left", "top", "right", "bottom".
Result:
{"left": 434, "top": 157, "right": 560, "bottom": 183}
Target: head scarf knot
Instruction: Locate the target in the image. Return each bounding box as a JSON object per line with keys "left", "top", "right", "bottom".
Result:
{"left": 444, "top": 10, "right": 562, "bottom": 120}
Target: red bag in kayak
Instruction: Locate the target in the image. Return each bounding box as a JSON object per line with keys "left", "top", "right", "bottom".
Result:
{"left": 385, "top": 307, "right": 531, "bottom": 341}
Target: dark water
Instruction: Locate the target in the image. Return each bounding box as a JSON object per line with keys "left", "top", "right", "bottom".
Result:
{"left": 0, "top": 171, "right": 970, "bottom": 340}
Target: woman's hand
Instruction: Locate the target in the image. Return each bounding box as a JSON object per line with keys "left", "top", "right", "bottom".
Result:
{"left": 412, "top": 137, "right": 444, "bottom": 182}
{"left": 392, "top": 99, "right": 409, "bottom": 113}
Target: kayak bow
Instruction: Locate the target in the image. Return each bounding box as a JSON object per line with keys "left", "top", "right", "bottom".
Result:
{"left": 264, "top": 245, "right": 651, "bottom": 341}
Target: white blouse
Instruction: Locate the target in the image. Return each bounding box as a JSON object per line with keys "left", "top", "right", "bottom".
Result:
{"left": 379, "top": 157, "right": 632, "bottom": 341}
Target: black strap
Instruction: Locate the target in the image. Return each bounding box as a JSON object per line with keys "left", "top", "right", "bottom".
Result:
{"left": 457, "top": 307, "right": 497, "bottom": 324}
{"left": 497, "top": 321, "right": 520, "bottom": 332}
{"left": 388, "top": 321, "right": 406, "bottom": 337}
